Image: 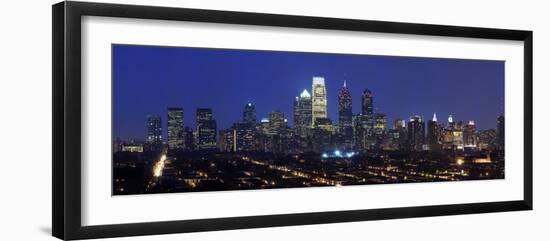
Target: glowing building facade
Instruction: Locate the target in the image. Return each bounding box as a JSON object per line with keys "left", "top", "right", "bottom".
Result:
{"left": 146, "top": 114, "right": 162, "bottom": 151}
{"left": 426, "top": 113, "right": 441, "bottom": 151}
{"left": 243, "top": 103, "right": 257, "bottom": 126}
{"left": 408, "top": 115, "right": 425, "bottom": 151}
{"left": 464, "top": 120, "right": 477, "bottom": 148}
{"left": 167, "top": 107, "right": 184, "bottom": 151}
{"left": 312, "top": 76, "right": 327, "bottom": 126}
{"left": 196, "top": 108, "right": 217, "bottom": 151}
{"left": 361, "top": 89, "right": 376, "bottom": 149}
{"left": 338, "top": 81, "right": 353, "bottom": 149}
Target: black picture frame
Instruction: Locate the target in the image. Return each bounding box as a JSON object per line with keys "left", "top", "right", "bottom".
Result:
{"left": 52, "top": 1, "right": 533, "bottom": 240}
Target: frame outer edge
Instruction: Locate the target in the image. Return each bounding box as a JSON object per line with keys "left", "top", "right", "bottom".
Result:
{"left": 53, "top": 1, "right": 534, "bottom": 239}
{"left": 52, "top": 1, "right": 66, "bottom": 240}
{"left": 523, "top": 32, "right": 533, "bottom": 210}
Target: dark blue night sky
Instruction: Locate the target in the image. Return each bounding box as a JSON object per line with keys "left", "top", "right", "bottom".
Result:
{"left": 113, "top": 45, "right": 504, "bottom": 140}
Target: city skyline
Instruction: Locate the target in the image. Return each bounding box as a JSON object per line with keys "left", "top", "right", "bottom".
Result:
{"left": 113, "top": 45, "right": 504, "bottom": 141}
{"left": 113, "top": 44, "right": 505, "bottom": 195}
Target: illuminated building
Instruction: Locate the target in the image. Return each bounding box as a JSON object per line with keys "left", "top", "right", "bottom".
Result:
{"left": 269, "top": 111, "right": 286, "bottom": 135}
{"left": 293, "top": 97, "right": 300, "bottom": 130}
{"left": 407, "top": 115, "right": 425, "bottom": 151}
{"left": 352, "top": 114, "right": 373, "bottom": 151}
{"left": 196, "top": 108, "right": 217, "bottom": 151}
{"left": 452, "top": 121, "right": 464, "bottom": 150}
{"left": 121, "top": 144, "right": 144, "bottom": 153}
{"left": 464, "top": 120, "right": 478, "bottom": 148}
{"left": 361, "top": 89, "right": 374, "bottom": 116}
{"left": 478, "top": 129, "right": 496, "bottom": 150}
{"left": 183, "top": 126, "right": 195, "bottom": 151}
{"left": 392, "top": 119, "right": 408, "bottom": 150}
{"left": 338, "top": 81, "right": 353, "bottom": 149}
{"left": 260, "top": 117, "right": 270, "bottom": 135}
{"left": 374, "top": 113, "right": 387, "bottom": 149}
{"left": 314, "top": 117, "right": 334, "bottom": 132}
{"left": 361, "top": 89, "right": 376, "bottom": 149}
{"left": 243, "top": 103, "right": 257, "bottom": 126}
{"left": 496, "top": 115, "right": 505, "bottom": 150}
{"left": 293, "top": 90, "right": 313, "bottom": 137}
{"left": 264, "top": 112, "right": 289, "bottom": 153}
{"left": 312, "top": 76, "right": 327, "bottom": 126}
{"left": 426, "top": 113, "right": 441, "bottom": 151}
{"left": 146, "top": 114, "right": 162, "bottom": 152}
{"left": 299, "top": 90, "right": 312, "bottom": 135}
{"left": 167, "top": 107, "right": 184, "bottom": 151}
{"left": 232, "top": 122, "right": 255, "bottom": 151}
{"left": 394, "top": 119, "right": 406, "bottom": 130}
{"left": 312, "top": 118, "right": 333, "bottom": 153}
{"left": 218, "top": 129, "right": 235, "bottom": 152}
{"left": 374, "top": 113, "right": 387, "bottom": 135}
{"left": 442, "top": 114, "right": 464, "bottom": 150}
{"left": 386, "top": 129, "right": 401, "bottom": 150}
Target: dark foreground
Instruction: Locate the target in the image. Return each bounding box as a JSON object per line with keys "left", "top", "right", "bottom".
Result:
{"left": 113, "top": 150, "right": 504, "bottom": 195}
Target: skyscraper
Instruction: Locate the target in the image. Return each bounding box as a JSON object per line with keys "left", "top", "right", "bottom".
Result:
{"left": 338, "top": 81, "right": 353, "bottom": 128}
{"left": 293, "top": 97, "right": 300, "bottom": 130}
{"left": 167, "top": 108, "right": 184, "bottom": 151}
{"left": 352, "top": 114, "right": 371, "bottom": 151}
{"left": 268, "top": 111, "right": 286, "bottom": 135}
{"left": 294, "top": 89, "right": 312, "bottom": 137}
{"left": 361, "top": 89, "right": 374, "bottom": 116}
{"left": 408, "top": 115, "right": 425, "bottom": 151}
{"left": 374, "top": 113, "right": 387, "bottom": 135}
{"left": 218, "top": 129, "right": 235, "bottom": 152}
{"left": 361, "top": 89, "right": 375, "bottom": 149}
{"left": 196, "top": 108, "right": 217, "bottom": 151}
{"left": 311, "top": 76, "right": 327, "bottom": 126}
{"left": 464, "top": 120, "right": 477, "bottom": 148}
{"left": 393, "top": 119, "right": 406, "bottom": 130}
{"left": 426, "top": 113, "right": 441, "bottom": 151}
{"left": 232, "top": 122, "right": 255, "bottom": 152}
{"left": 243, "top": 103, "right": 256, "bottom": 126}
{"left": 183, "top": 126, "right": 195, "bottom": 151}
{"left": 146, "top": 114, "right": 162, "bottom": 152}
{"left": 338, "top": 81, "right": 353, "bottom": 149}
{"left": 393, "top": 118, "right": 408, "bottom": 150}
{"left": 374, "top": 113, "right": 388, "bottom": 149}
{"left": 496, "top": 115, "right": 505, "bottom": 150}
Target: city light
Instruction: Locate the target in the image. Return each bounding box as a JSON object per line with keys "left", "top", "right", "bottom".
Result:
{"left": 152, "top": 154, "right": 167, "bottom": 177}
{"left": 456, "top": 157, "right": 464, "bottom": 166}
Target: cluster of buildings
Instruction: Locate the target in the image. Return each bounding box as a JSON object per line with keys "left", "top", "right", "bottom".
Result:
{"left": 114, "top": 76, "right": 505, "bottom": 155}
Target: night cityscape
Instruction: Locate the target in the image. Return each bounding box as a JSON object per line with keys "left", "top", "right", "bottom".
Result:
{"left": 112, "top": 45, "right": 505, "bottom": 195}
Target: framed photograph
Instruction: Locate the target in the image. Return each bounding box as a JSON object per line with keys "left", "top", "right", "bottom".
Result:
{"left": 52, "top": 1, "right": 533, "bottom": 240}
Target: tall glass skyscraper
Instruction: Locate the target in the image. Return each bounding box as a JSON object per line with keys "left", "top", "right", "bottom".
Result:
{"left": 167, "top": 108, "right": 184, "bottom": 151}
{"left": 464, "top": 120, "right": 477, "bottom": 148}
{"left": 196, "top": 108, "right": 217, "bottom": 151}
{"left": 243, "top": 103, "right": 256, "bottom": 126}
{"left": 361, "top": 89, "right": 375, "bottom": 149}
{"left": 408, "top": 115, "right": 425, "bottom": 151}
{"left": 146, "top": 114, "right": 162, "bottom": 151}
{"left": 338, "top": 81, "right": 353, "bottom": 149}
{"left": 311, "top": 76, "right": 327, "bottom": 126}
{"left": 268, "top": 111, "right": 285, "bottom": 135}
{"left": 294, "top": 89, "right": 312, "bottom": 137}
{"left": 426, "top": 113, "right": 441, "bottom": 151}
